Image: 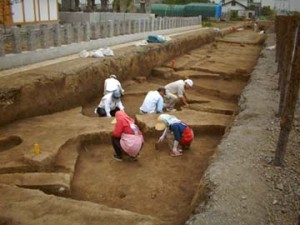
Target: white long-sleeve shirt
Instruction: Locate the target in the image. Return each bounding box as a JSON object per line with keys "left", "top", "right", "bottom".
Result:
{"left": 97, "top": 93, "right": 124, "bottom": 117}
{"left": 103, "top": 77, "right": 124, "bottom": 95}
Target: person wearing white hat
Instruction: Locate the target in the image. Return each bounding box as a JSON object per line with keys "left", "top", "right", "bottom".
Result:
{"left": 164, "top": 79, "right": 193, "bottom": 111}
{"left": 103, "top": 74, "right": 125, "bottom": 95}
{"left": 155, "top": 114, "right": 194, "bottom": 157}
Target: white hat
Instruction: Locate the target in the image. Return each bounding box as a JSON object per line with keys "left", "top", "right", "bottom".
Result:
{"left": 185, "top": 79, "right": 193, "bottom": 87}
{"left": 110, "top": 74, "right": 117, "bottom": 79}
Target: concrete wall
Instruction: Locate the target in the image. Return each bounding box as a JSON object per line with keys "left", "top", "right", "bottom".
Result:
{"left": 0, "top": 15, "right": 201, "bottom": 70}
{"left": 0, "top": 22, "right": 202, "bottom": 70}
{"left": 59, "top": 12, "right": 155, "bottom": 24}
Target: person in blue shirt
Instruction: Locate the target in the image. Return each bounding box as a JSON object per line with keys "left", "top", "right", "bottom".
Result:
{"left": 155, "top": 114, "right": 194, "bottom": 157}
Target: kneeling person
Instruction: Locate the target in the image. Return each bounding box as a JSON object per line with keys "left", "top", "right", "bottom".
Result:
{"left": 95, "top": 89, "right": 124, "bottom": 117}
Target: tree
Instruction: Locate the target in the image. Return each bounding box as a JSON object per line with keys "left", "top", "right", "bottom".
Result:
{"left": 112, "top": 0, "right": 134, "bottom": 12}
{"left": 140, "top": 0, "right": 152, "bottom": 13}
{"left": 61, "top": 0, "right": 80, "bottom": 11}
{"left": 86, "top": 0, "right": 96, "bottom": 11}
{"left": 261, "top": 6, "right": 273, "bottom": 17}
{"left": 75, "top": 0, "right": 80, "bottom": 11}
{"left": 140, "top": 0, "right": 146, "bottom": 13}
{"left": 101, "top": 0, "right": 109, "bottom": 11}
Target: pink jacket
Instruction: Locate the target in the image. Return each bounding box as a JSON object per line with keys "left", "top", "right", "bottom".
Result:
{"left": 120, "top": 133, "right": 144, "bottom": 157}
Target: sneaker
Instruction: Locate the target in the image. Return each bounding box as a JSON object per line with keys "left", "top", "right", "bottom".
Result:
{"left": 169, "top": 151, "right": 183, "bottom": 157}
{"left": 130, "top": 156, "right": 138, "bottom": 161}
{"left": 113, "top": 154, "right": 123, "bottom": 161}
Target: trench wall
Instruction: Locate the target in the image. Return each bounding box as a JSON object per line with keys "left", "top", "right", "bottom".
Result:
{"left": 0, "top": 27, "right": 234, "bottom": 126}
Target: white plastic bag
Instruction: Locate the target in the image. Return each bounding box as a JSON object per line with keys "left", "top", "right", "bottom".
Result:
{"left": 102, "top": 48, "right": 114, "bottom": 56}
{"left": 91, "top": 49, "right": 104, "bottom": 58}
{"left": 79, "top": 50, "right": 89, "bottom": 58}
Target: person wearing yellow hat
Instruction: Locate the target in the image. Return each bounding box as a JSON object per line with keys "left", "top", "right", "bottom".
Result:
{"left": 164, "top": 79, "right": 193, "bottom": 111}
{"left": 155, "top": 114, "right": 194, "bottom": 157}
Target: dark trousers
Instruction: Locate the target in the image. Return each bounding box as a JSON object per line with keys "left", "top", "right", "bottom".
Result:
{"left": 111, "top": 136, "right": 123, "bottom": 157}
{"left": 97, "top": 107, "right": 120, "bottom": 117}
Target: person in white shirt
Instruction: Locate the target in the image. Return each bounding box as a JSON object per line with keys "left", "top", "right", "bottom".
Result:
{"left": 139, "top": 87, "right": 166, "bottom": 114}
{"left": 95, "top": 89, "right": 125, "bottom": 117}
{"left": 103, "top": 74, "right": 124, "bottom": 95}
{"left": 164, "top": 79, "right": 193, "bottom": 111}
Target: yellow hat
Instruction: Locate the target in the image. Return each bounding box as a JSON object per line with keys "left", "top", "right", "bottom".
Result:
{"left": 155, "top": 119, "right": 166, "bottom": 131}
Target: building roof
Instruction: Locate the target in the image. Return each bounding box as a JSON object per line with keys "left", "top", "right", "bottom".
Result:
{"left": 223, "top": 0, "right": 248, "bottom": 9}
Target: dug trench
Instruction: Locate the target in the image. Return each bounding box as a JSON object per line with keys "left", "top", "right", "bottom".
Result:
{"left": 0, "top": 27, "right": 266, "bottom": 225}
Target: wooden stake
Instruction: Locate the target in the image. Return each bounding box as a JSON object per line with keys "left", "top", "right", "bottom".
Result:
{"left": 275, "top": 17, "right": 300, "bottom": 166}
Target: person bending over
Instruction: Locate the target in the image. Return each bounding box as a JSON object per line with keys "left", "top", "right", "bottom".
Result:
{"left": 111, "top": 111, "right": 144, "bottom": 161}
{"left": 155, "top": 114, "right": 193, "bottom": 157}
{"left": 164, "top": 79, "right": 193, "bottom": 111}
{"left": 95, "top": 89, "right": 124, "bottom": 117}
{"left": 103, "top": 74, "right": 124, "bottom": 95}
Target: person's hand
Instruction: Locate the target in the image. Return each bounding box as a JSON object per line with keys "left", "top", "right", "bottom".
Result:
{"left": 158, "top": 136, "right": 164, "bottom": 143}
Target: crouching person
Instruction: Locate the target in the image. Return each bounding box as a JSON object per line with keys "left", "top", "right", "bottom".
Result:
{"left": 95, "top": 89, "right": 124, "bottom": 117}
{"left": 155, "top": 114, "right": 193, "bottom": 157}
{"left": 112, "top": 111, "right": 144, "bottom": 161}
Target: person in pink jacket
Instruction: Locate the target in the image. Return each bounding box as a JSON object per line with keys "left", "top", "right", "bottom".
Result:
{"left": 111, "top": 111, "right": 144, "bottom": 161}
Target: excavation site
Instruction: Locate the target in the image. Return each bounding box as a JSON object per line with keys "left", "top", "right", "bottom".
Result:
{"left": 0, "top": 24, "right": 274, "bottom": 225}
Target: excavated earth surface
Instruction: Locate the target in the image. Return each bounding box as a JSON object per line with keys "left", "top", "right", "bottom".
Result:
{"left": 0, "top": 23, "right": 299, "bottom": 225}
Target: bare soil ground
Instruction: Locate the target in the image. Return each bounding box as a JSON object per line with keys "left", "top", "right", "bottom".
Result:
{"left": 186, "top": 30, "right": 300, "bottom": 225}
{"left": 0, "top": 25, "right": 299, "bottom": 225}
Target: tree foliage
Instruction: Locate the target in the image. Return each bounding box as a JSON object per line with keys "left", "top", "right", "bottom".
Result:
{"left": 261, "top": 6, "right": 273, "bottom": 17}
{"left": 112, "top": 0, "right": 134, "bottom": 12}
